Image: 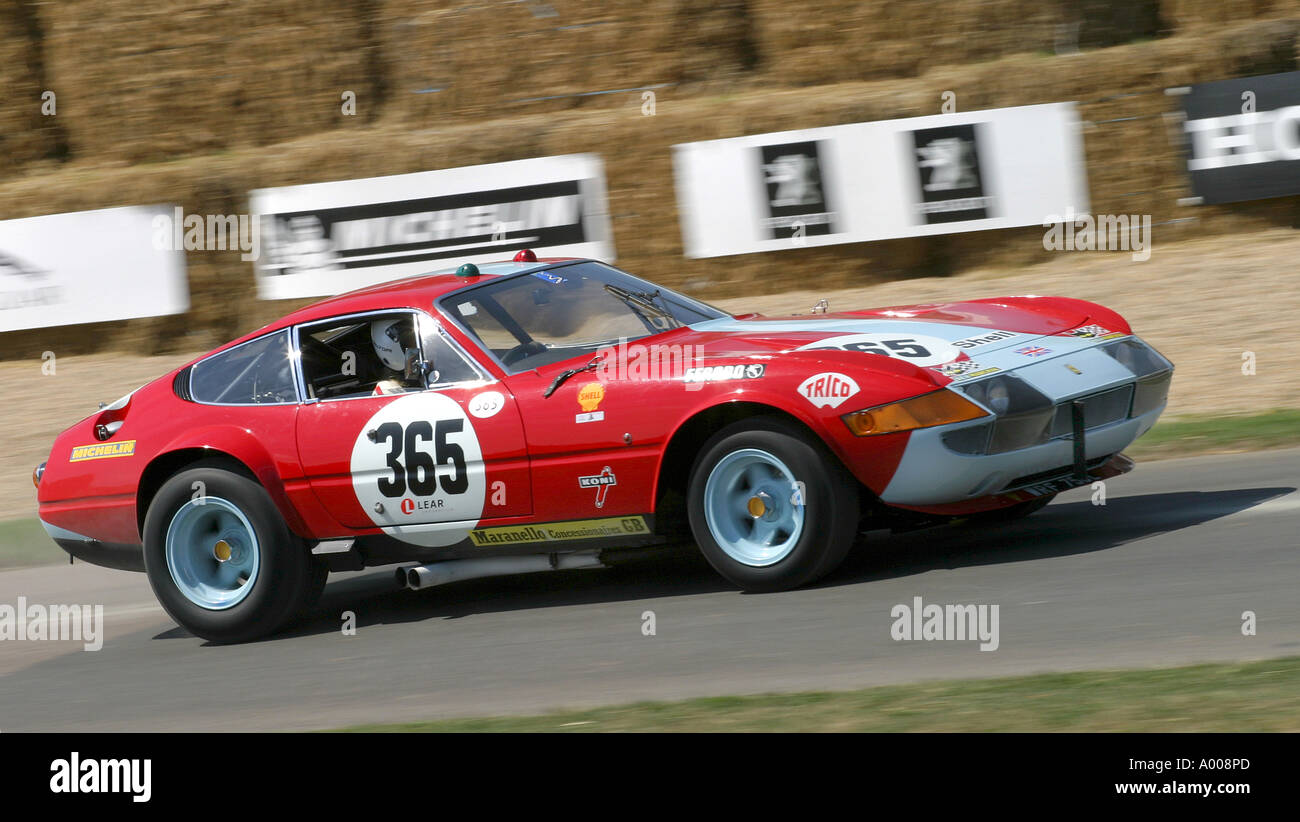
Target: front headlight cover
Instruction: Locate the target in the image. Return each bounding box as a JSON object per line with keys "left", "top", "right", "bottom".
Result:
{"left": 843, "top": 389, "right": 989, "bottom": 436}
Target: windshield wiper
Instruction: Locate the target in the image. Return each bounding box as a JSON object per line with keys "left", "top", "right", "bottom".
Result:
{"left": 544, "top": 354, "right": 605, "bottom": 398}
{"left": 604, "top": 284, "right": 677, "bottom": 324}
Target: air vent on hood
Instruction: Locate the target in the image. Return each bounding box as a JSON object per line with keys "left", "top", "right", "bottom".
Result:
{"left": 173, "top": 367, "right": 193, "bottom": 402}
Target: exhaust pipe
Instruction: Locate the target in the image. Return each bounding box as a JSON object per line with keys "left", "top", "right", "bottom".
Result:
{"left": 396, "top": 551, "right": 607, "bottom": 591}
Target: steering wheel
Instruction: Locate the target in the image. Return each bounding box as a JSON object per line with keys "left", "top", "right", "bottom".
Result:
{"left": 501, "top": 340, "right": 547, "bottom": 368}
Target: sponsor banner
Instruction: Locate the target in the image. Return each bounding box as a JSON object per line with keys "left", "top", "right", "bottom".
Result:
{"left": 469, "top": 516, "right": 651, "bottom": 547}
{"left": 1180, "top": 71, "right": 1300, "bottom": 205}
{"left": 672, "top": 103, "right": 1088, "bottom": 258}
{"left": 250, "top": 154, "right": 615, "bottom": 300}
{"left": 0, "top": 205, "right": 189, "bottom": 333}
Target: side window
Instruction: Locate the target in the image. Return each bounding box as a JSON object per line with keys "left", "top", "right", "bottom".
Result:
{"left": 298, "top": 313, "right": 423, "bottom": 400}
{"left": 190, "top": 330, "right": 297, "bottom": 405}
{"left": 422, "top": 325, "right": 483, "bottom": 386}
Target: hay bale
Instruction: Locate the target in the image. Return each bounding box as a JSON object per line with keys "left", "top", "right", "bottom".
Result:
{"left": 38, "top": 0, "right": 375, "bottom": 164}
{"left": 0, "top": 1, "right": 64, "bottom": 178}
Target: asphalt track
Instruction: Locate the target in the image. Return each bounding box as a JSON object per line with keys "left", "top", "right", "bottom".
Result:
{"left": 1, "top": 448, "right": 1297, "bottom": 731}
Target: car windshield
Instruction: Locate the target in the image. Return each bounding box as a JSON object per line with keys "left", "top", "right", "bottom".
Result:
{"left": 439, "top": 261, "right": 727, "bottom": 372}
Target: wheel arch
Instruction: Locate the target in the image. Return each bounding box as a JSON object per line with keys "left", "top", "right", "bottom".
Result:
{"left": 136, "top": 441, "right": 310, "bottom": 540}
{"left": 653, "top": 400, "right": 861, "bottom": 532}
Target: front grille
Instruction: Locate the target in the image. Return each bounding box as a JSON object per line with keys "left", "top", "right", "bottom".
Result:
{"left": 1048, "top": 385, "right": 1133, "bottom": 437}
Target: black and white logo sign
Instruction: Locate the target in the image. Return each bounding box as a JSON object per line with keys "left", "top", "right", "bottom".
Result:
{"left": 1182, "top": 71, "right": 1300, "bottom": 205}
{"left": 910, "top": 124, "right": 993, "bottom": 224}
{"left": 260, "top": 180, "right": 590, "bottom": 278}
{"left": 757, "top": 141, "right": 837, "bottom": 239}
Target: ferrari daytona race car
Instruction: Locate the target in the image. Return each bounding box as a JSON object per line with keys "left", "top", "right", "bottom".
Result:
{"left": 34, "top": 253, "right": 1172, "bottom": 642}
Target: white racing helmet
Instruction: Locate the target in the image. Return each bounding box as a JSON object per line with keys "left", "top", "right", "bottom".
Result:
{"left": 370, "top": 318, "right": 408, "bottom": 371}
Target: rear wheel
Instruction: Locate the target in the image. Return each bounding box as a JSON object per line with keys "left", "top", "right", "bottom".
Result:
{"left": 686, "top": 417, "right": 859, "bottom": 592}
{"left": 143, "top": 461, "right": 317, "bottom": 643}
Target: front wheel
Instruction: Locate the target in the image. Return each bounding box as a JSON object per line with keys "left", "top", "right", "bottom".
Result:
{"left": 142, "top": 461, "right": 317, "bottom": 643}
{"left": 686, "top": 417, "right": 860, "bottom": 592}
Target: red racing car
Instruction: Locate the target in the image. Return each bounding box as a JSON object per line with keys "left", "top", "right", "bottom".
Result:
{"left": 34, "top": 253, "right": 1173, "bottom": 642}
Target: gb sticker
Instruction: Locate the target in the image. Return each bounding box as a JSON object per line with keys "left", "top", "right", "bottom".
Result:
{"left": 351, "top": 393, "right": 486, "bottom": 547}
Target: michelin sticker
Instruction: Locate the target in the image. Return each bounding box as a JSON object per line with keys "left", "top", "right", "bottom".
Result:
{"left": 351, "top": 392, "right": 486, "bottom": 547}
{"left": 796, "top": 333, "right": 958, "bottom": 367}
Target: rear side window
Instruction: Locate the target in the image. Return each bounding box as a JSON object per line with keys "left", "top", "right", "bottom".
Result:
{"left": 190, "top": 330, "right": 297, "bottom": 405}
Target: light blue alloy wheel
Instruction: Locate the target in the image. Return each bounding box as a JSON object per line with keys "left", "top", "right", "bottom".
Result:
{"left": 702, "top": 448, "right": 805, "bottom": 567}
{"left": 164, "top": 496, "right": 261, "bottom": 610}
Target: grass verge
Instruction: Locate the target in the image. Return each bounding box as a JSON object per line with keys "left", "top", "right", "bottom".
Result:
{"left": 335, "top": 657, "right": 1300, "bottom": 732}
{"left": 0, "top": 518, "right": 63, "bottom": 570}
{"left": 1125, "top": 409, "right": 1300, "bottom": 461}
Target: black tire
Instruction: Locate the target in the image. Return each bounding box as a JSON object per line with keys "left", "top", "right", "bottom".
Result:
{"left": 142, "top": 460, "right": 315, "bottom": 643}
{"left": 686, "top": 417, "right": 859, "bottom": 592}
{"left": 964, "top": 493, "right": 1056, "bottom": 524}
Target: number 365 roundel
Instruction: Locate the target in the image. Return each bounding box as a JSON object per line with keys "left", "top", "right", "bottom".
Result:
{"left": 350, "top": 393, "right": 486, "bottom": 547}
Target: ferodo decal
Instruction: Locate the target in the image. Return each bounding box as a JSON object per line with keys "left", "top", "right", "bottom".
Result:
{"left": 682, "top": 363, "right": 765, "bottom": 383}
{"left": 576, "top": 382, "right": 605, "bottom": 423}
{"left": 68, "top": 440, "right": 136, "bottom": 461}
{"left": 1069, "top": 324, "right": 1126, "bottom": 340}
{"left": 350, "top": 393, "right": 485, "bottom": 547}
{"left": 469, "top": 516, "right": 650, "bottom": 547}
{"left": 796, "top": 333, "right": 958, "bottom": 367}
{"left": 797, "top": 372, "right": 860, "bottom": 409}
{"left": 468, "top": 390, "right": 505, "bottom": 419}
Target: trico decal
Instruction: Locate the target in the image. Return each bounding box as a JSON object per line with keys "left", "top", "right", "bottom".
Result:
{"left": 796, "top": 372, "right": 860, "bottom": 409}
{"left": 576, "top": 382, "right": 605, "bottom": 423}
{"left": 953, "top": 330, "right": 1018, "bottom": 349}
{"left": 578, "top": 466, "right": 617, "bottom": 508}
{"left": 796, "top": 333, "right": 958, "bottom": 367}
{"left": 469, "top": 516, "right": 651, "bottom": 547}
{"left": 682, "top": 363, "right": 765, "bottom": 383}
{"left": 69, "top": 440, "right": 137, "bottom": 461}
{"left": 468, "top": 390, "right": 505, "bottom": 419}
{"left": 351, "top": 393, "right": 485, "bottom": 547}
{"left": 1068, "top": 324, "right": 1108, "bottom": 338}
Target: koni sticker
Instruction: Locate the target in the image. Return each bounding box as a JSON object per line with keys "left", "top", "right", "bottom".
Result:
{"left": 578, "top": 466, "right": 617, "bottom": 508}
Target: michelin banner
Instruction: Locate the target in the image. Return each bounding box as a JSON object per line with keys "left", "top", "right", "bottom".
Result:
{"left": 0, "top": 205, "right": 189, "bottom": 332}
{"left": 250, "top": 154, "right": 615, "bottom": 300}
{"left": 673, "top": 103, "right": 1089, "bottom": 258}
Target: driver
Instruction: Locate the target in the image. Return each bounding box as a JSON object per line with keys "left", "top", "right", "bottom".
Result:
{"left": 370, "top": 318, "right": 421, "bottom": 395}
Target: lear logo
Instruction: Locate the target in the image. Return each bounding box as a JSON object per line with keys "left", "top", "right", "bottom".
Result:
{"left": 69, "top": 440, "right": 136, "bottom": 462}
{"left": 796, "top": 372, "right": 860, "bottom": 409}
{"left": 890, "top": 596, "right": 1000, "bottom": 651}
{"left": 50, "top": 752, "right": 151, "bottom": 803}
